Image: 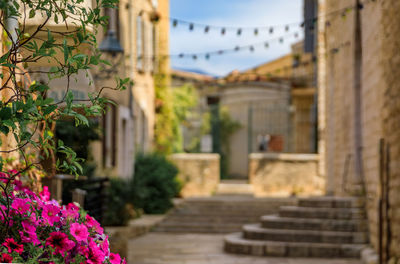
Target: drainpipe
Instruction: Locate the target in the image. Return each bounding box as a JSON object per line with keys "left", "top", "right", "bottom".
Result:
{"left": 353, "top": 0, "right": 365, "bottom": 196}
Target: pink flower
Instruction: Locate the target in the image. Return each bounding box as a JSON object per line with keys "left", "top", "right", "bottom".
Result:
{"left": 19, "top": 220, "right": 40, "bottom": 245}
{"left": 11, "top": 198, "right": 30, "bottom": 215}
{"left": 100, "top": 236, "right": 110, "bottom": 256}
{"left": 39, "top": 186, "right": 51, "bottom": 201}
{"left": 86, "top": 215, "right": 103, "bottom": 234}
{"left": 63, "top": 203, "right": 80, "bottom": 219}
{"left": 2, "top": 238, "right": 24, "bottom": 254}
{"left": 46, "top": 232, "right": 75, "bottom": 255}
{"left": 42, "top": 204, "right": 60, "bottom": 226}
{"left": 70, "top": 223, "right": 89, "bottom": 242}
{"left": 109, "top": 253, "right": 121, "bottom": 264}
{"left": 0, "top": 253, "right": 13, "bottom": 263}
{"left": 87, "top": 238, "right": 105, "bottom": 264}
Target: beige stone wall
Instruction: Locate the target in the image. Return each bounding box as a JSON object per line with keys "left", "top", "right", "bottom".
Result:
{"left": 220, "top": 82, "right": 291, "bottom": 178}
{"left": 380, "top": 0, "right": 400, "bottom": 258}
{"left": 249, "top": 153, "right": 323, "bottom": 197}
{"left": 170, "top": 153, "right": 220, "bottom": 198}
{"left": 318, "top": 0, "right": 396, "bottom": 255}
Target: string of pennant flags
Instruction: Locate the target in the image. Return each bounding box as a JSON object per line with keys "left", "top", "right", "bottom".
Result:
{"left": 166, "top": 0, "right": 373, "bottom": 37}
{"left": 137, "top": 31, "right": 302, "bottom": 61}
{"left": 135, "top": 0, "right": 374, "bottom": 63}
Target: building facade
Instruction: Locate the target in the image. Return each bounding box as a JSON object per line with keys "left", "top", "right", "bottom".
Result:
{"left": 18, "top": 0, "right": 169, "bottom": 179}
{"left": 318, "top": 0, "right": 400, "bottom": 259}
{"left": 171, "top": 39, "right": 316, "bottom": 179}
{"left": 91, "top": 0, "right": 170, "bottom": 179}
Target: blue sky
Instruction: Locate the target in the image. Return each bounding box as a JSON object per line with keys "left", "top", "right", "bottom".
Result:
{"left": 169, "top": 0, "right": 303, "bottom": 77}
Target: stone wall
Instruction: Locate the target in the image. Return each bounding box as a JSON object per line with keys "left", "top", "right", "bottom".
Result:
{"left": 169, "top": 153, "right": 220, "bottom": 198}
{"left": 248, "top": 153, "right": 323, "bottom": 197}
{"left": 318, "top": 0, "right": 400, "bottom": 258}
{"left": 380, "top": 0, "right": 400, "bottom": 259}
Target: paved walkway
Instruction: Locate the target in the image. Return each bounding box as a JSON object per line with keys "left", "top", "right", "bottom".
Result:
{"left": 128, "top": 233, "right": 363, "bottom": 264}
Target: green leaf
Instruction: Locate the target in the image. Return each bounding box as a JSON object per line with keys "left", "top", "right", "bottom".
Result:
{"left": 43, "top": 105, "right": 57, "bottom": 115}
{"left": 75, "top": 113, "right": 89, "bottom": 126}
{"left": 0, "top": 125, "right": 9, "bottom": 135}
{"left": 0, "top": 107, "right": 12, "bottom": 120}
{"left": 29, "top": 9, "right": 35, "bottom": 18}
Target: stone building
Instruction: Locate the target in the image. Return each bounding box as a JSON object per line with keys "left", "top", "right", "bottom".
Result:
{"left": 171, "top": 40, "right": 317, "bottom": 179}
{"left": 15, "top": 0, "right": 170, "bottom": 179}
{"left": 318, "top": 0, "right": 400, "bottom": 259}
{"left": 90, "top": 0, "right": 170, "bottom": 179}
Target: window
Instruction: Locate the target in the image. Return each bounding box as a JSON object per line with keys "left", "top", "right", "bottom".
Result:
{"left": 150, "top": 24, "right": 157, "bottom": 72}
{"left": 136, "top": 14, "right": 144, "bottom": 71}
{"left": 102, "top": 104, "right": 117, "bottom": 168}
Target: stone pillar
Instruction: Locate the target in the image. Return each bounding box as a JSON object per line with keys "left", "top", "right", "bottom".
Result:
{"left": 317, "top": 0, "right": 330, "bottom": 194}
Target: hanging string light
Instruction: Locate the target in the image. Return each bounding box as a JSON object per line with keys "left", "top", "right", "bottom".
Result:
{"left": 269, "top": 27, "right": 274, "bottom": 34}
{"left": 166, "top": 0, "right": 374, "bottom": 38}
{"left": 137, "top": 31, "right": 301, "bottom": 62}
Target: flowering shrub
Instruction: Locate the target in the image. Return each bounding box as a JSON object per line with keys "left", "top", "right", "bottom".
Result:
{"left": 0, "top": 173, "right": 125, "bottom": 263}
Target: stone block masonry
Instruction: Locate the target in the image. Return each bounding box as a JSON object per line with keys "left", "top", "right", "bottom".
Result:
{"left": 248, "top": 153, "right": 323, "bottom": 197}
{"left": 170, "top": 153, "right": 220, "bottom": 198}
{"left": 318, "top": 0, "right": 400, "bottom": 260}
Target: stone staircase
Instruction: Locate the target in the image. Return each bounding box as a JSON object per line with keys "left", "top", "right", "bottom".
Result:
{"left": 153, "top": 196, "right": 296, "bottom": 233}
{"left": 224, "top": 196, "right": 368, "bottom": 258}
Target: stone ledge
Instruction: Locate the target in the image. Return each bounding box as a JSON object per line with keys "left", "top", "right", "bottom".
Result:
{"left": 170, "top": 153, "right": 220, "bottom": 160}
{"left": 105, "top": 215, "right": 165, "bottom": 259}
{"left": 361, "top": 247, "right": 378, "bottom": 264}
{"left": 249, "top": 152, "right": 319, "bottom": 161}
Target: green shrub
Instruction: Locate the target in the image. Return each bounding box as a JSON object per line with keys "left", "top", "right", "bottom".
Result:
{"left": 131, "top": 153, "right": 180, "bottom": 214}
{"left": 103, "top": 178, "right": 136, "bottom": 226}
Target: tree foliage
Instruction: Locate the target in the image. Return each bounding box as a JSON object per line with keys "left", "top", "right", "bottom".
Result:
{"left": 0, "top": 0, "right": 130, "bottom": 240}
{"left": 171, "top": 83, "right": 198, "bottom": 152}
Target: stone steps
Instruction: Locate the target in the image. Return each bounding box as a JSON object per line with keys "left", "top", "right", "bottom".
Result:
{"left": 224, "top": 196, "right": 368, "bottom": 259}
{"left": 279, "top": 206, "right": 366, "bottom": 220}
{"left": 242, "top": 224, "right": 368, "bottom": 244}
{"left": 154, "top": 222, "right": 244, "bottom": 233}
{"left": 261, "top": 215, "right": 368, "bottom": 232}
{"left": 154, "top": 197, "right": 296, "bottom": 234}
{"left": 298, "top": 197, "right": 365, "bottom": 208}
{"left": 224, "top": 233, "right": 366, "bottom": 258}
